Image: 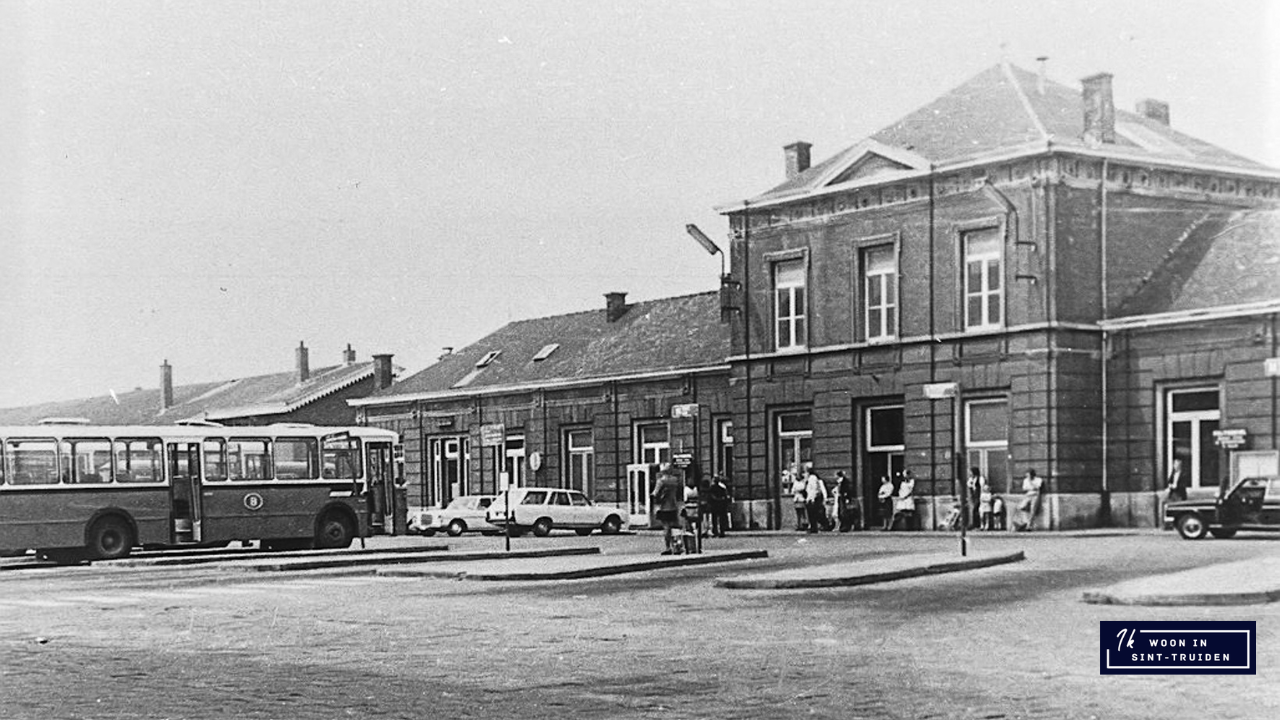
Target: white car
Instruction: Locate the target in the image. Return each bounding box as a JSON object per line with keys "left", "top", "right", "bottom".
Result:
{"left": 408, "top": 495, "right": 499, "bottom": 537}
{"left": 485, "top": 488, "right": 626, "bottom": 537}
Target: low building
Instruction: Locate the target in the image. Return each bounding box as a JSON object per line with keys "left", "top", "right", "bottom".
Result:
{"left": 0, "top": 343, "right": 396, "bottom": 427}
{"left": 352, "top": 292, "right": 733, "bottom": 528}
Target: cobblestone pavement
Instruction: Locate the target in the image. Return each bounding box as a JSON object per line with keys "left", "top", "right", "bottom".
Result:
{"left": 1, "top": 531, "right": 1278, "bottom": 719}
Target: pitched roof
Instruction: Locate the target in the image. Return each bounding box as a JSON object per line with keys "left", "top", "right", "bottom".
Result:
{"left": 0, "top": 361, "right": 378, "bottom": 426}
{"left": 1116, "top": 208, "right": 1280, "bottom": 317}
{"left": 361, "top": 292, "right": 728, "bottom": 402}
{"left": 747, "top": 63, "right": 1274, "bottom": 206}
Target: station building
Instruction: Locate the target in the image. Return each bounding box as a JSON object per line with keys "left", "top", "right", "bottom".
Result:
{"left": 351, "top": 293, "right": 733, "bottom": 529}
{"left": 716, "top": 62, "right": 1280, "bottom": 529}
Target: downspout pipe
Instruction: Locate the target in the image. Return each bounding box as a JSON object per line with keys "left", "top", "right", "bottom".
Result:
{"left": 1100, "top": 158, "right": 1111, "bottom": 526}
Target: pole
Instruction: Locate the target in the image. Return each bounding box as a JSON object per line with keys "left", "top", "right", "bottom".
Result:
{"left": 504, "top": 485, "right": 511, "bottom": 553}
{"left": 956, "top": 394, "right": 967, "bottom": 557}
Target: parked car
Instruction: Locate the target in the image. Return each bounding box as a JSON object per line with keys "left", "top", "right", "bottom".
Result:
{"left": 1164, "top": 476, "right": 1280, "bottom": 540}
{"left": 408, "top": 495, "right": 498, "bottom": 537}
{"left": 485, "top": 488, "right": 626, "bottom": 537}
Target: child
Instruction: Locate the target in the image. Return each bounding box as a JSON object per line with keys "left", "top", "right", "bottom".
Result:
{"left": 990, "top": 495, "right": 1006, "bottom": 531}
{"left": 979, "top": 485, "right": 993, "bottom": 530}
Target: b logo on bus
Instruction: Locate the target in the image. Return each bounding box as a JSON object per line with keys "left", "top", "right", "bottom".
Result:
{"left": 243, "top": 492, "right": 265, "bottom": 511}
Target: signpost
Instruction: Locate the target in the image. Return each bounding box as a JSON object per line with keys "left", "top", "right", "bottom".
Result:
{"left": 923, "top": 382, "right": 966, "bottom": 557}
{"left": 1213, "top": 429, "right": 1248, "bottom": 449}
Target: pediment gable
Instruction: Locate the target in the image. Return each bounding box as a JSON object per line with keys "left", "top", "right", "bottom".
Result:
{"left": 809, "top": 140, "right": 932, "bottom": 190}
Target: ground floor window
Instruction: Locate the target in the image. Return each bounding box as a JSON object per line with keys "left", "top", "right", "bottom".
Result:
{"left": 965, "top": 398, "right": 1009, "bottom": 493}
{"left": 503, "top": 434, "right": 525, "bottom": 490}
{"left": 774, "top": 409, "right": 813, "bottom": 481}
{"left": 1164, "top": 386, "right": 1221, "bottom": 489}
{"left": 714, "top": 418, "right": 734, "bottom": 482}
{"left": 634, "top": 422, "right": 670, "bottom": 466}
{"left": 564, "top": 428, "right": 594, "bottom": 494}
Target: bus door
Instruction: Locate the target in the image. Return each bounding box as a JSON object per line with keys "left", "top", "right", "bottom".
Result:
{"left": 167, "top": 442, "right": 202, "bottom": 543}
{"left": 366, "top": 441, "right": 394, "bottom": 534}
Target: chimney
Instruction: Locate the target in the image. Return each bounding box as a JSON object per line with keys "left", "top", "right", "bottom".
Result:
{"left": 605, "top": 292, "right": 629, "bottom": 322}
{"left": 1135, "top": 98, "right": 1170, "bottom": 126}
{"left": 295, "top": 341, "right": 310, "bottom": 383}
{"left": 1081, "top": 72, "right": 1115, "bottom": 145}
{"left": 784, "top": 141, "right": 812, "bottom": 180}
{"left": 372, "top": 354, "right": 394, "bottom": 389}
{"left": 160, "top": 359, "right": 174, "bottom": 411}
{"left": 1035, "top": 56, "right": 1049, "bottom": 95}
{"left": 342, "top": 343, "right": 356, "bottom": 365}
{"left": 438, "top": 347, "right": 454, "bottom": 361}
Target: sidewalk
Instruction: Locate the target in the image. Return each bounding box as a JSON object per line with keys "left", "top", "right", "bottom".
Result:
{"left": 1082, "top": 554, "right": 1280, "bottom": 606}
{"left": 715, "top": 550, "right": 1026, "bottom": 589}
{"left": 378, "top": 549, "right": 769, "bottom": 581}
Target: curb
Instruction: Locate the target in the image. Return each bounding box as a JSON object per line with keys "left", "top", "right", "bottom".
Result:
{"left": 107, "top": 543, "right": 453, "bottom": 567}
{"left": 244, "top": 546, "right": 601, "bottom": 572}
{"left": 1081, "top": 587, "right": 1280, "bottom": 606}
{"left": 716, "top": 550, "right": 1026, "bottom": 589}
{"left": 379, "top": 549, "right": 769, "bottom": 581}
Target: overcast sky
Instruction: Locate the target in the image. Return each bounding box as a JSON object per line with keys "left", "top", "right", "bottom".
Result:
{"left": 2, "top": 0, "right": 1277, "bottom": 408}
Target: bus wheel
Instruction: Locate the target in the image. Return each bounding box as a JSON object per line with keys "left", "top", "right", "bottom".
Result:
{"left": 87, "top": 516, "right": 134, "bottom": 560}
{"left": 316, "top": 513, "right": 355, "bottom": 549}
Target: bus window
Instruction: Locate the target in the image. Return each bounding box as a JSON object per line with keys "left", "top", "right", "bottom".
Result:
{"left": 63, "top": 438, "right": 112, "bottom": 483}
{"left": 321, "top": 437, "right": 362, "bottom": 479}
{"left": 203, "top": 439, "right": 227, "bottom": 482}
{"left": 227, "top": 439, "right": 271, "bottom": 481}
{"left": 274, "top": 437, "right": 318, "bottom": 480}
{"left": 0, "top": 439, "right": 5, "bottom": 485}
{"left": 114, "top": 438, "right": 163, "bottom": 483}
{"left": 5, "top": 439, "right": 59, "bottom": 485}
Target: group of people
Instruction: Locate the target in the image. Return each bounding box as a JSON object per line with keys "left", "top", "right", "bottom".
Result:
{"left": 650, "top": 465, "right": 733, "bottom": 555}
{"left": 786, "top": 466, "right": 861, "bottom": 533}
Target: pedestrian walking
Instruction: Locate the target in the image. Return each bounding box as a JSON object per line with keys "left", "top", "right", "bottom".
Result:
{"left": 708, "top": 474, "right": 731, "bottom": 537}
{"left": 789, "top": 469, "right": 808, "bottom": 531}
{"left": 681, "top": 474, "right": 702, "bottom": 554}
{"left": 1014, "top": 469, "right": 1044, "bottom": 531}
{"left": 804, "top": 466, "right": 827, "bottom": 533}
{"left": 650, "top": 464, "right": 683, "bottom": 554}
{"left": 877, "top": 475, "right": 895, "bottom": 531}
{"left": 890, "top": 471, "right": 917, "bottom": 531}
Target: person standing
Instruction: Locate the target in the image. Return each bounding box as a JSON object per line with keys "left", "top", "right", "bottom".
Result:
{"left": 650, "top": 464, "right": 683, "bottom": 554}
{"left": 1014, "top": 469, "right": 1044, "bottom": 531}
{"left": 708, "top": 474, "right": 731, "bottom": 537}
{"left": 789, "top": 470, "right": 808, "bottom": 531}
{"left": 877, "top": 475, "right": 895, "bottom": 531}
{"left": 891, "top": 470, "right": 917, "bottom": 531}
{"left": 835, "top": 470, "right": 859, "bottom": 532}
{"left": 1165, "top": 458, "right": 1189, "bottom": 502}
{"left": 966, "top": 467, "right": 986, "bottom": 529}
{"left": 804, "top": 466, "right": 827, "bottom": 533}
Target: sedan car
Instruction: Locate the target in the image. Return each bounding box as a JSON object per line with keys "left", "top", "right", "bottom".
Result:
{"left": 485, "top": 487, "right": 626, "bottom": 537}
{"left": 408, "top": 495, "right": 498, "bottom": 537}
{"left": 1164, "top": 476, "right": 1280, "bottom": 540}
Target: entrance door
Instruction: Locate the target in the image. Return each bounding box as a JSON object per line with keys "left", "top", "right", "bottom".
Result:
{"left": 167, "top": 442, "right": 202, "bottom": 543}
{"left": 429, "top": 436, "right": 469, "bottom": 507}
{"left": 366, "top": 441, "right": 394, "bottom": 534}
{"left": 1165, "top": 388, "right": 1221, "bottom": 489}
{"left": 626, "top": 463, "right": 653, "bottom": 527}
{"left": 862, "top": 405, "right": 904, "bottom": 528}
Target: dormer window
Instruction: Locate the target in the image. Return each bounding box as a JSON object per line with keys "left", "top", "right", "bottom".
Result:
{"left": 532, "top": 344, "right": 560, "bottom": 362}
{"left": 475, "top": 351, "right": 501, "bottom": 368}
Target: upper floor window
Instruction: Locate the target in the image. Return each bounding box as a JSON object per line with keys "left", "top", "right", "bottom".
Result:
{"left": 963, "top": 228, "right": 1002, "bottom": 330}
{"left": 863, "top": 244, "right": 897, "bottom": 341}
{"left": 773, "top": 258, "right": 806, "bottom": 350}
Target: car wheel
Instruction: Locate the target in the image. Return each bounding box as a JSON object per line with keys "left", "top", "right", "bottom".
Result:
{"left": 575, "top": 528, "right": 593, "bottom": 536}
{"left": 1209, "top": 528, "right": 1238, "bottom": 539}
{"left": 532, "top": 517, "right": 553, "bottom": 537}
{"left": 601, "top": 515, "right": 623, "bottom": 535}
{"left": 1175, "top": 513, "right": 1207, "bottom": 540}
{"left": 87, "top": 516, "right": 134, "bottom": 560}
{"left": 447, "top": 519, "right": 467, "bottom": 537}
{"left": 423, "top": 528, "right": 437, "bottom": 537}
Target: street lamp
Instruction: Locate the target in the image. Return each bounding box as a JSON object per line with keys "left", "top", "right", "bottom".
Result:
{"left": 686, "top": 224, "right": 725, "bottom": 277}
